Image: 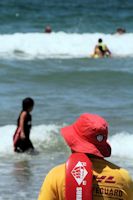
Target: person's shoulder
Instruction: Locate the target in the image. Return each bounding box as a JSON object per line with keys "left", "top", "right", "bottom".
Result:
{"left": 21, "top": 111, "right": 27, "bottom": 115}
{"left": 92, "top": 158, "right": 122, "bottom": 172}
{"left": 93, "top": 158, "right": 133, "bottom": 184}
{"left": 118, "top": 168, "right": 133, "bottom": 195}
{"left": 50, "top": 163, "right": 65, "bottom": 172}
{"left": 107, "top": 160, "right": 132, "bottom": 180}
{"left": 100, "top": 159, "right": 133, "bottom": 181}
{"left": 119, "top": 167, "right": 133, "bottom": 183}
{"left": 20, "top": 111, "right": 27, "bottom": 118}
{"left": 44, "top": 163, "right": 65, "bottom": 186}
{"left": 47, "top": 163, "right": 65, "bottom": 177}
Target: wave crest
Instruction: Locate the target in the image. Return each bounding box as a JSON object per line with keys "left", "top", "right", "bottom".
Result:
{"left": 0, "top": 32, "right": 133, "bottom": 59}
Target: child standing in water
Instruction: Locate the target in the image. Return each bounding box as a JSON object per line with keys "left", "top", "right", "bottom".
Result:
{"left": 13, "top": 97, "right": 35, "bottom": 153}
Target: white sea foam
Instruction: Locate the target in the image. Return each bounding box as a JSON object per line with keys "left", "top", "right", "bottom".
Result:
{"left": 0, "top": 124, "right": 60, "bottom": 155}
{"left": 0, "top": 125, "right": 133, "bottom": 159}
{"left": 110, "top": 132, "right": 133, "bottom": 159}
{"left": 0, "top": 32, "right": 133, "bottom": 59}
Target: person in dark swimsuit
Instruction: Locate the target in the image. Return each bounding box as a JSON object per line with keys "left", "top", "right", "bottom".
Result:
{"left": 13, "top": 97, "right": 35, "bottom": 153}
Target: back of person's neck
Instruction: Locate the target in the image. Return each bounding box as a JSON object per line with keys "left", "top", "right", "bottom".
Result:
{"left": 71, "top": 150, "right": 103, "bottom": 159}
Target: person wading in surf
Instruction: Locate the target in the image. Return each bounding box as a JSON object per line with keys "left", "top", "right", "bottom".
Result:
{"left": 38, "top": 113, "right": 133, "bottom": 200}
{"left": 13, "top": 97, "right": 35, "bottom": 153}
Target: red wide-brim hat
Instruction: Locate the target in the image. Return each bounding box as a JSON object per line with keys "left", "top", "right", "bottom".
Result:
{"left": 61, "top": 113, "right": 111, "bottom": 158}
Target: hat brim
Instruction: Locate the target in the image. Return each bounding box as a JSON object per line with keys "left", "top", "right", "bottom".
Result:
{"left": 61, "top": 125, "right": 111, "bottom": 158}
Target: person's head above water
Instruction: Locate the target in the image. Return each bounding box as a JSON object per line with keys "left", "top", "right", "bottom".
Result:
{"left": 98, "top": 38, "right": 103, "bottom": 43}
{"left": 22, "top": 97, "right": 34, "bottom": 111}
{"left": 61, "top": 113, "right": 111, "bottom": 158}
{"left": 45, "top": 25, "right": 52, "bottom": 33}
{"left": 116, "top": 28, "right": 126, "bottom": 34}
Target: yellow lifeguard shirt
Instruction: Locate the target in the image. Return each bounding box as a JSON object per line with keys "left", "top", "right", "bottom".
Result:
{"left": 38, "top": 158, "right": 133, "bottom": 200}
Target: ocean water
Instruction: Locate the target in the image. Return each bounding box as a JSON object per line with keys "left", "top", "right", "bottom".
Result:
{"left": 1, "top": 0, "right": 133, "bottom": 199}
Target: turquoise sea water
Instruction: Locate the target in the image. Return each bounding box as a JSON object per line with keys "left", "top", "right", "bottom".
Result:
{"left": 0, "top": 0, "right": 133, "bottom": 199}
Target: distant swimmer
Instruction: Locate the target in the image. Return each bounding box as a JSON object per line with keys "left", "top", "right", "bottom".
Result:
{"left": 13, "top": 97, "right": 35, "bottom": 153}
{"left": 44, "top": 25, "right": 52, "bottom": 33}
{"left": 92, "top": 38, "right": 111, "bottom": 58}
{"left": 115, "top": 28, "right": 126, "bottom": 35}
